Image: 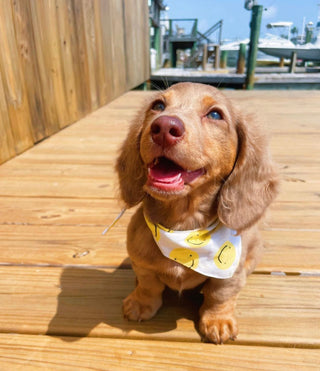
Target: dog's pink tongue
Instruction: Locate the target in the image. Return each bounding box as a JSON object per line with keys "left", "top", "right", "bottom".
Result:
{"left": 148, "top": 157, "right": 204, "bottom": 192}
{"left": 150, "top": 158, "right": 183, "bottom": 183}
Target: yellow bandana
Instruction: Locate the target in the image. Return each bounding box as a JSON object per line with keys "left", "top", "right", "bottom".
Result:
{"left": 145, "top": 214, "right": 242, "bottom": 279}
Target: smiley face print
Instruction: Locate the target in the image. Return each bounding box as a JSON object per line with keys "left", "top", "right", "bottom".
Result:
{"left": 145, "top": 215, "right": 172, "bottom": 242}
{"left": 169, "top": 248, "right": 199, "bottom": 269}
{"left": 214, "top": 241, "right": 236, "bottom": 270}
{"left": 185, "top": 229, "right": 211, "bottom": 247}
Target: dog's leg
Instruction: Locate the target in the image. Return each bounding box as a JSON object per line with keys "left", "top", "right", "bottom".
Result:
{"left": 198, "top": 271, "right": 246, "bottom": 344}
{"left": 123, "top": 265, "right": 165, "bottom": 321}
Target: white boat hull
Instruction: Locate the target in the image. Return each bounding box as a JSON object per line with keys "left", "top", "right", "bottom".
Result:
{"left": 259, "top": 46, "right": 320, "bottom": 61}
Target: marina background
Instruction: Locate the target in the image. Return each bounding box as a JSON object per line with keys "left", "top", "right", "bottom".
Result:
{"left": 164, "top": 0, "right": 319, "bottom": 41}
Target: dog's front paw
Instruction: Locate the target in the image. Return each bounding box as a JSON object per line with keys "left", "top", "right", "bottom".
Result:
{"left": 123, "top": 291, "right": 162, "bottom": 321}
{"left": 199, "top": 313, "right": 238, "bottom": 344}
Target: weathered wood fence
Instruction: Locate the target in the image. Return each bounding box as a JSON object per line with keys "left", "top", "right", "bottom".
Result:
{"left": 0, "top": 0, "right": 149, "bottom": 164}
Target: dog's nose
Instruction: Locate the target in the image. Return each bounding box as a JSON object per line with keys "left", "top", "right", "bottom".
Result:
{"left": 151, "top": 116, "right": 185, "bottom": 147}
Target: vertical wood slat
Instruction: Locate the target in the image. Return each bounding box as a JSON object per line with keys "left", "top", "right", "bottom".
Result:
{"left": 72, "top": 0, "right": 92, "bottom": 115}
{"left": 82, "top": 0, "right": 99, "bottom": 111}
{"left": 110, "top": 0, "right": 127, "bottom": 98}
{"left": 11, "top": 0, "right": 48, "bottom": 142}
{"left": 98, "top": 0, "right": 116, "bottom": 102}
{"left": 0, "top": 72, "right": 16, "bottom": 163}
{"left": 29, "top": 0, "right": 70, "bottom": 130}
{"left": 0, "top": 2, "right": 34, "bottom": 154}
{"left": 56, "top": 0, "right": 80, "bottom": 124}
{"left": 92, "top": 0, "right": 109, "bottom": 107}
{"left": 38, "top": 0, "right": 70, "bottom": 129}
{"left": 123, "top": 0, "right": 150, "bottom": 89}
{"left": 29, "top": 0, "right": 60, "bottom": 137}
{"left": 0, "top": 0, "right": 150, "bottom": 165}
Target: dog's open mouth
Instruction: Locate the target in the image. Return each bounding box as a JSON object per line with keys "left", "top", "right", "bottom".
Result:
{"left": 147, "top": 157, "right": 205, "bottom": 192}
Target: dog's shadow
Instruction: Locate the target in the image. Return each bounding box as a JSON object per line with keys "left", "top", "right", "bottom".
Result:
{"left": 47, "top": 258, "right": 204, "bottom": 341}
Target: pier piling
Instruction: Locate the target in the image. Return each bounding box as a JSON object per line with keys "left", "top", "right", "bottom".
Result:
{"left": 245, "top": 5, "right": 263, "bottom": 89}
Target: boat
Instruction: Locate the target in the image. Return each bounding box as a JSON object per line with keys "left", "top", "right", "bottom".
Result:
{"left": 221, "top": 37, "right": 281, "bottom": 66}
{"left": 258, "top": 20, "right": 320, "bottom": 62}
{"left": 259, "top": 41, "right": 320, "bottom": 61}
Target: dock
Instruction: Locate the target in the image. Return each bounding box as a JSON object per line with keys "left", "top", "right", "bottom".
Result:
{"left": 151, "top": 67, "right": 320, "bottom": 89}
{"left": 0, "top": 90, "right": 319, "bottom": 369}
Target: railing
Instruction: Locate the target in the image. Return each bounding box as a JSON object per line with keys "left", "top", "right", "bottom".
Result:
{"left": 197, "top": 19, "right": 223, "bottom": 44}
{"left": 161, "top": 18, "right": 222, "bottom": 43}
{"left": 162, "top": 18, "right": 198, "bottom": 39}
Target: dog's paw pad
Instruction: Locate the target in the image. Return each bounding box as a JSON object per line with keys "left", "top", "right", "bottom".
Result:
{"left": 199, "top": 315, "right": 238, "bottom": 344}
{"left": 122, "top": 293, "right": 161, "bottom": 321}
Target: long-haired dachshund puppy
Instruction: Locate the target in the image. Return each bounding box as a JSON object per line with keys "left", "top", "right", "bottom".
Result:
{"left": 116, "top": 82, "right": 279, "bottom": 343}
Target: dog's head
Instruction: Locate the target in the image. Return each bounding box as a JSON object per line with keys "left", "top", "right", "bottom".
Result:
{"left": 116, "top": 83, "right": 278, "bottom": 232}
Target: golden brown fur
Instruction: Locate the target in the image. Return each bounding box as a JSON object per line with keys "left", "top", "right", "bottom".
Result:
{"left": 116, "top": 82, "right": 279, "bottom": 343}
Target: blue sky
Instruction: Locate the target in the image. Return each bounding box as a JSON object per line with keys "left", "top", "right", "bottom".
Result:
{"left": 164, "top": 0, "right": 320, "bottom": 41}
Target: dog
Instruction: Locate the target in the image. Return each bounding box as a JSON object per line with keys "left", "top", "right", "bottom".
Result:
{"left": 116, "top": 82, "right": 279, "bottom": 343}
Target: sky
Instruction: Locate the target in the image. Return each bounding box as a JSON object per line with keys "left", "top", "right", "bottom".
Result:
{"left": 164, "top": 0, "right": 320, "bottom": 41}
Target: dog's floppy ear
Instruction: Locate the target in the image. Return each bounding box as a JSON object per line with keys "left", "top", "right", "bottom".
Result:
{"left": 218, "top": 114, "right": 279, "bottom": 232}
{"left": 116, "top": 114, "right": 146, "bottom": 208}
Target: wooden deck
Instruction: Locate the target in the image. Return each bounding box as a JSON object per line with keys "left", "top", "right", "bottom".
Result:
{"left": 0, "top": 90, "right": 319, "bottom": 369}
{"left": 151, "top": 68, "right": 320, "bottom": 89}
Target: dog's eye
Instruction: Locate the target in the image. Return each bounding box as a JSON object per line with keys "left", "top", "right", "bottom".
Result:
{"left": 207, "top": 110, "right": 222, "bottom": 120}
{"left": 151, "top": 100, "right": 166, "bottom": 111}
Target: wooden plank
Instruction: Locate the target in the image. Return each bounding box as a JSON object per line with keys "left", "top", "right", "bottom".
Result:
{"left": 0, "top": 1, "right": 34, "bottom": 154}
{"left": 259, "top": 229, "right": 320, "bottom": 273}
{"left": 40, "top": 0, "right": 70, "bottom": 128}
{"left": 0, "top": 222, "right": 318, "bottom": 272}
{"left": 29, "top": 0, "right": 70, "bottom": 129}
{"left": 29, "top": 0, "right": 60, "bottom": 137}
{"left": 109, "top": 0, "right": 127, "bottom": 98}
{"left": 1, "top": 197, "right": 318, "bottom": 230}
{"left": 72, "top": 0, "right": 92, "bottom": 115}
{"left": 0, "top": 67, "right": 16, "bottom": 163}
{"left": 0, "top": 197, "right": 128, "bottom": 226}
{"left": 92, "top": 0, "right": 109, "bottom": 106}
{"left": 0, "top": 267, "right": 319, "bottom": 347}
{"left": 0, "top": 334, "right": 318, "bottom": 371}
{"left": 55, "top": 0, "right": 81, "bottom": 124}
{"left": 0, "top": 162, "right": 117, "bottom": 178}
{"left": 123, "top": 0, "right": 150, "bottom": 89}
{"left": 0, "top": 172, "right": 318, "bottom": 201}
{"left": 264, "top": 201, "right": 320, "bottom": 230}
{"left": 81, "top": 0, "right": 99, "bottom": 111}
{"left": 11, "top": 0, "right": 48, "bottom": 142}
{"left": 273, "top": 135, "right": 320, "bottom": 166}
{"left": 0, "top": 177, "right": 114, "bottom": 199}
{"left": 276, "top": 181, "right": 320, "bottom": 203}
{"left": 98, "top": 0, "right": 118, "bottom": 101}
{"left": 0, "top": 224, "right": 129, "bottom": 267}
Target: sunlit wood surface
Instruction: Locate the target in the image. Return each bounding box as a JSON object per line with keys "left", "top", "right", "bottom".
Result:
{"left": 0, "top": 90, "right": 319, "bottom": 369}
{"left": 0, "top": 0, "right": 149, "bottom": 165}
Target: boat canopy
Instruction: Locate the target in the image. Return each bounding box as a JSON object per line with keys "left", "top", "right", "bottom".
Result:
{"left": 266, "top": 22, "right": 293, "bottom": 28}
{"left": 266, "top": 22, "right": 293, "bottom": 40}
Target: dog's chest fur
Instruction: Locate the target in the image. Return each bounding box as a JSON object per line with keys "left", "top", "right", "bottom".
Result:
{"left": 157, "top": 261, "right": 207, "bottom": 292}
